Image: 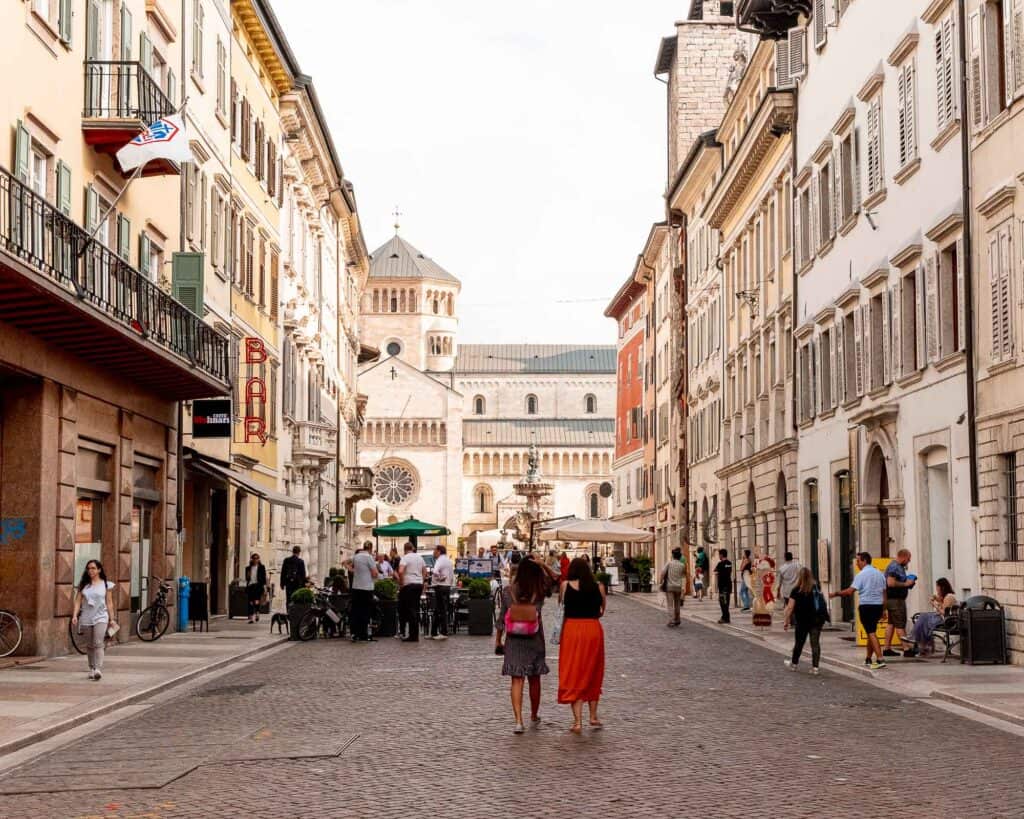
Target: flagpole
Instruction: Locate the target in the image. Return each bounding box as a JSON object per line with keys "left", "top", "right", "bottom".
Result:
{"left": 78, "top": 97, "right": 190, "bottom": 257}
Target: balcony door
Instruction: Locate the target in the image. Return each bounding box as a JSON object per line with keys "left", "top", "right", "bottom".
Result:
{"left": 85, "top": 0, "right": 115, "bottom": 115}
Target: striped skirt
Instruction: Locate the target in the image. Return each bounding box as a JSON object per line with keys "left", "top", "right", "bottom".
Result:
{"left": 557, "top": 618, "right": 605, "bottom": 704}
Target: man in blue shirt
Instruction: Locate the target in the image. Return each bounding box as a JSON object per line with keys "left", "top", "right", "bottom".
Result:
{"left": 831, "top": 552, "right": 889, "bottom": 670}
{"left": 883, "top": 548, "right": 916, "bottom": 657}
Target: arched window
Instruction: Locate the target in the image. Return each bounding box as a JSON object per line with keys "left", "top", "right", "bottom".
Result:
{"left": 473, "top": 395, "right": 486, "bottom": 415}
{"left": 526, "top": 394, "right": 538, "bottom": 415}
{"left": 589, "top": 492, "right": 600, "bottom": 519}
{"left": 584, "top": 394, "right": 597, "bottom": 414}
{"left": 447, "top": 293, "right": 454, "bottom": 315}
{"left": 390, "top": 294, "right": 398, "bottom": 312}
{"left": 474, "top": 484, "right": 494, "bottom": 514}
{"left": 433, "top": 297, "right": 440, "bottom": 314}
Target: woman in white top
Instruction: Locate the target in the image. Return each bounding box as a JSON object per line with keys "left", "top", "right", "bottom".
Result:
{"left": 71, "top": 560, "right": 115, "bottom": 681}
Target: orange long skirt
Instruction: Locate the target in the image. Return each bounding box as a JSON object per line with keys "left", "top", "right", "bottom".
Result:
{"left": 557, "top": 618, "right": 605, "bottom": 703}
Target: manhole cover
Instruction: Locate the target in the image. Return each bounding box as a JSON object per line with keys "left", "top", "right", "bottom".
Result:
{"left": 198, "top": 683, "right": 264, "bottom": 697}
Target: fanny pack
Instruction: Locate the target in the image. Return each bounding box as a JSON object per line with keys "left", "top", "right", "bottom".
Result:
{"left": 504, "top": 593, "right": 540, "bottom": 637}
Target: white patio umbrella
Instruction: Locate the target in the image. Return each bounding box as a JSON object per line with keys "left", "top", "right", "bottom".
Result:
{"left": 537, "top": 518, "right": 655, "bottom": 543}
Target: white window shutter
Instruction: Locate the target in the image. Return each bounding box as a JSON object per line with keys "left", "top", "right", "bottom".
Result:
{"left": 882, "top": 287, "right": 892, "bottom": 385}
{"left": 790, "top": 28, "right": 808, "bottom": 78}
{"left": 892, "top": 281, "right": 903, "bottom": 380}
{"left": 852, "top": 127, "right": 862, "bottom": 211}
{"left": 969, "top": 11, "right": 985, "bottom": 128}
{"left": 926, "top": 252, "right": 940, "bottom": 361}
{"left": 863, "top": 299, "right": 873, "bottom": 391}
{"left": 814, "top": 0, "right": 827, "bottom": 48}
{"left": 915, "top": 263, "right": 928, "bottom": 369}
{"left": 829, "top": 329, "right": 838, "bottom": 408}
{"left": 854, "top": 304, "right": 865, "bottom": 396}
{"left": 1005, "top": 0, "right": 1016, "bottom": 108}
{"left": 935, "top": 26, "right": 949, "bottom": 131}
{"left": 897, "top": 66, "right": 909, "bottom": 167}
{"left": 1014, "top": 0, "right": 1024, "bottom": 95}
{"left": 813, "top": 336, "right": 820, "bottom": 417}
{"left": 795, "top": 347, "right": 803, "bottom": 422}
{"left": 810, "top": 171, "right": 820, "bottom": 254}
{"left": 867, "top": 99, "right": 882, "bottom": 195}
{"left": 831, "top": 150, "right": 840, "bottom": 239}
{"left": 999, "top": 225, "right": 1014, "bottom": 358}
{"left": 836, "top": 315, "right": 847, "bottom": 403}
{"left": 956, "top": 238, "right": 967, "bottom": 351}
{"left": 794, "top": 188, "right": 803, "bottom": 267}
{"left": 776, "top": 39, "right": 792, "bottom": 88}
{"left": 905, "top": 61, "right": 918, "bottom": 161}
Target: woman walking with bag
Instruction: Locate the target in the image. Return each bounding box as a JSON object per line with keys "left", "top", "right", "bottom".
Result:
{"left": 245, "top": 553, "right": 267, "bottom": 624}
{"left": 558, "top": 557, "right": 606, "bottom": 734}
{"left": 71, "top": 560, "right": 115, "bottom": 681}
{"left": 496, "top": 556, "right": 549, "bottom": 734}
{"left": 782, "top": 567, "right": 828, "bottom": 675}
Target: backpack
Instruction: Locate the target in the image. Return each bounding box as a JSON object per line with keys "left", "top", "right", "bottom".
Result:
{"left": 812, "top": 585, "right": 831, "bottom": 622}
{"left": 504, "top": 589, "right": 540, "bottom": 637}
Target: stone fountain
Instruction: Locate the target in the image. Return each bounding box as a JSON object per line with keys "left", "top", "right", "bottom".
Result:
{"left": 510, "top": 442, "right": 553, "bottom": 547}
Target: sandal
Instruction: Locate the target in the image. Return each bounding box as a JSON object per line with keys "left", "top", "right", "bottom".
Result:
{"left": 513, "top": 722, "right": 525, "bottom": 734}
{"left": 589, "top": 720, "right": 603, "bottom": 729}
{"left": 569, "top": 723, "right": 582, "bottom": 734}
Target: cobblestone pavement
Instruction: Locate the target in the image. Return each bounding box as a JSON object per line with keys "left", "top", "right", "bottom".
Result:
{"left": 3, "top": 596, "right": 1023, "bottom": 819}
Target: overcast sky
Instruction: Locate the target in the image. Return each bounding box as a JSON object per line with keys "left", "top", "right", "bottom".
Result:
{"left": 275, "top": 1, "right": 689, "bottom": 345}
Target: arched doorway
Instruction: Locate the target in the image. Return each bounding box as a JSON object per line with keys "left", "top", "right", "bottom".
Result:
{"left": 805, "top": 479, "right": 819, "bottom": 578}
{"left": 774, "top": 472, "right": 788, "bottom": 560}
{"left": 835, "top": 469, "right": 854, "bottom": 621}
{"left": 863, "top": 444, "right": 893, "bottom": 559}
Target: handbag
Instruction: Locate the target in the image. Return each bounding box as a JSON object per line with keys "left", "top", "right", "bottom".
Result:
{"left": 504, "top": 591, "right": 540, "bottom": 637}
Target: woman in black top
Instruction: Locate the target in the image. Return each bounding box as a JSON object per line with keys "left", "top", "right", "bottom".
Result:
{"left": 557, "top": 558, "right": 606, "bottom": 733}
{"left": 244, "top": 553, "right": 267, "bottom": 624}
{"left": 783, "top": 567, "right": 827, "bottom": 674}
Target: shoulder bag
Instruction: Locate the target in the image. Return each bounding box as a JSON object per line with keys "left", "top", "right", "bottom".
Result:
{"left": 504, "top": 589, "right": 540, "bottom": 637}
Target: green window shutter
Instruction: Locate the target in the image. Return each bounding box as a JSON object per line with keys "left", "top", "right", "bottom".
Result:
{"left": 172, "top": 252, "right": 204, "bottom": 315}
{"left": 166, "top": 68, "right": 176, "bottom": 107}
{"left": 117, "top": 214, "right": 131, "bottom": 260}
{"left": 56, "top": 160, "right": 72, "bottom": 215}
{"left": 86, "top": 0, "right": 100, "bottom": 60}
{"left": 14, "top": 120, "right": 30, "bottom": 183}
{"left": 85, "top": 185, "right": 98, "bottom": 232}
{"left": 140, "top": 32, "right": 152, "bottom": 75}
{"left": 120, "top": 7, "right": 132, "bottom": 59}
{"left": 139, "top": 233, "right": 151, "bottom": 278}
{"left": 59, "top": 0, "right": 73, "bottom": 45}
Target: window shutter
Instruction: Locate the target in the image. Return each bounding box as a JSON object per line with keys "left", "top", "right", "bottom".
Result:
{"left": 990, "top": 233, "right": 1004, "bottom": 360}
{"left": 14, "top": 120, "right": 30, "bottom": 183}
{"left": 809, "top": 172, "right": 819, "bottom": 254}
{"left": 969, "top": 11, "right": 985, "bottom": 127}
{"left": 59, "top": 0, "right": 72, "bottom": 44}
{"left": 915, "top": 263, "right": 927, "bottom": 369}
{"left": 830, "top": 150, "right": 839, "bottom": 239}
{"left": 998, "top": 226, "right": 1014, "bottom": 358}
{"left": 117, "top": 214, "right": 130, "bottom": 260}
{"left": 897, "top": 65, "right": 909, "bottom": 167}
{"left": 1005, "top": 0, "right": 1016, "bottom": 107}
{"left": 184, "top": 163, "right": 195, "bottom": 241}
{"left": 926, "top": 252, "right": 939, "bottom": 361}
{"left": 86, "top": 0, "right": 100, "bottom": 61}
{"left": 138, "top": 232, "right": 151, "bottom": 279}
{"left": 867, "top": 99, "right": 882, "bottom": 195}
{"left": 984, "top": 3, "right": 1003, "bottom": 119}
{"left": 230, "top": 79, "right": 237, "bottom": 140}
{"left": 828, "top": 329, "right": 838, "bottom": 408}
{"left": 863, "top": 299, "right": 873, "bottom": 391}
{"left": 776, "top": 39, "right": 792, "bottom": 88}
{"left": 892, "top": 281, "right": 902, "bottom": 380}
{"left": 210, "top": 189, "right": 220, "bottom": 267}
{"left": 200, "top": 172, "right": 208, "bottom": 249}
{"left": 224, "top": 205, "right": 234, "bottom": 279}
{"left": 852, "top": 127, "right": 862, "bottom": 210}
{"left": 956, "top": 238, "right": 967, "bottom": 351}
{"left": 882, "top": 287, "right": 892, "bottom": 385}
{"left": 1014, "top": 0, "right": 1024, "bottom": 95}
{"left": 120, "top": 7, "right": 132, "bottom": 60}
{"left": 935, "top": 24, "right": 948, "bottom": 130}
{"left": 854, "top": 305, "right": 864, "bottom": 396}
{"left": 836, "top": 315, "right": 846, "bottom": 403}
{"left": 270, "top": 252, "right": 279, "bottom": 321}
{"left": 814, "top": 0, "right": 827, "bottom": 48}
{"left": 139, "top": 32, "right": 152, "bottom": 76}
{"left": 795, "top": 346, "right": 804, "bottom": 422}
{"left": 172, "top": 252, "right": 205, "bottom": 315}
{"left": 56, "top": 160, "right": 72, "bottom": 215}
{"left": 905, "top": 61, "right": 917, "bottom": 161}
{"left": 812, "top": 337, "right": 820, "bottom": 417}
{"left": 793, "top": 187, "right": 803, "bottom": 267}
{"left": 167, "top": 68, "right": 176, "bottom": 107}
{"left": 85, "top": 185, "right": 98, "bottom": 232}
{"left": 789, "top": 28, "right": 807, "bottom": 78}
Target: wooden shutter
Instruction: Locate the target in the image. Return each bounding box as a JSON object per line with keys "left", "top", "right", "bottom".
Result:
{"left": 828, "top": 329, "right": 838, "bottom": 408}
{"left": 990, "top": 232, "right": 1004, "bottom": 360}
{"left": 85, "top": 185, "right": 98, "bottom": 232}
{"left": 1005, "top": 0, "right": 1016, "bottom": 107}
{"left": 956, "top": 238, "right": 967, "bottom": 351}
{"left": 167, "top": 68, "right": 176, "bottom": 107}
{"left": 897, "top": 65, "right": 909, "bottom": 167}
{"left": 795, "top": 345, "right": 804, "bottom": 422}
{"left": 86, "top": 0, "right": 100, "bottom": 60}
{"left": 270, "top": 252, "right": 279, "bottom": 321}
{"left": 139, "top": 32, "right": 152, "bottom": 75}
{"left": 852, "top": 126, "right": 862, "bottom": 210}
{"left": 812, "top": 336, "right": 820, "bottom": 417}
{"left": 224, "top": 205, "right": 234, "bottom": 279}
{"left": 200, "top": 172, "right": 208, "bottom": 250}
{"left": 138, "top": 232, "right": 151, "bottom": 279}
{"left": 116, "top": 214, "right": 130, "bottom": 260}
{"left": 882, "top": 288, "right": 892, "bottom": 385}
{"left": 915, "top": 263, "right": 927, "bottom": 369}
{"left": 56, "top": 160, "right": 72, "bottom": 215}
{"left": 998, "top": 225, "right": 1014, "bottom": 358}
{"left": 830, "top": 150, "right": 839, "bottom": 239}
{"left": 184, "top": 163, "right": 195, "bottom": 241}
{"left": 14, "top": 120, "right": 30, "bottom": 183}
{"left": 863, "top": 299, "right": 873, "bottom": 391}
{"left": 793, "top": 187, "right": 803, "bottom": 267}
{"left": 867, "top": 98, "right": 882, "bottom": 194}
{"left": 926, "top": 252, "right": 940, "bottom": 361}
{"left": 970, "top": 11, "right": 985, "bottom": 128}
{"left": 172, "top": 252, "right": 204, "bottom": 315}
{"left": 836, "top": 315, "right": 846, "bottom": 403}
{"left": 789, "top": 28, "right": 807, "bottom": 78}
{"left": 230, "top": 79, "right": 237, "bottom": 141}
{"left": 1014, "top": 0, "right": 1024, "bottom": 96}
{"left": 892, "top": 281, "right": 902, "bottom": 381}
{"left": 809, "top": 172, "right": 819, "bottom": 254}
{"left": 59, "top": 0, "right": 72, "bottom": 44}
{"left": 814, "top": 0, "right": 827, "bottom": 48}
{"left": 776, "top": 39, "right": 792, "bottom": 88}
{"left": 854, "top": 305, "right": 864, "bottom": 396}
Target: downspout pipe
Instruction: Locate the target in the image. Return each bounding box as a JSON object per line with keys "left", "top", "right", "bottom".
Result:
{"left": 957, "top": 0, "right": 979, "bottom": 508}
{"left": 788, "top": 83, "right": 799, "bottom": 439}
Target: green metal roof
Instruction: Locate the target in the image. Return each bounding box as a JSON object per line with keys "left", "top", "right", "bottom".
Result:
{"left": 462, "top": 419, "right": 614, "bottom": 447}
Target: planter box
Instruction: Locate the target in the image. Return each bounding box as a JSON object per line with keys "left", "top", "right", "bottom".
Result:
{"left": 376, "top": 599, "right": 398, "bottom": 637}
{"left": 468, "top": 597, "right": 493, "bottom": 636}
{"left": 287, "top": 603, "right": 310, "bottom": 640}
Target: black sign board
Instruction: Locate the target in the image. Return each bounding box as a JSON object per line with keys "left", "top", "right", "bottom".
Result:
{"left": 192, "top": 399, "right": 232, "bottom": 438}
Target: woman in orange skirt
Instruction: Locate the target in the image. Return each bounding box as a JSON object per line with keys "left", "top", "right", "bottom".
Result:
{"left": 558, "top": 557, "right": 607, "bottom": 733}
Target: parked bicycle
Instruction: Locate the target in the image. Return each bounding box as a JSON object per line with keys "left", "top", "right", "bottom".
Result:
{"left": 136, "top": 577, "right": 172, "bottom": 642}
{"left": 297, "top": 587, "right": 349, "bottom": 641}
{"left": 0, "top": 609, "right": 23, "bottom": 657}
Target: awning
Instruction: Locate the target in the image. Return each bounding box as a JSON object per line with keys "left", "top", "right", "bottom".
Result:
{"left": 185, "top": 450, "right": 303, "bottom": 510}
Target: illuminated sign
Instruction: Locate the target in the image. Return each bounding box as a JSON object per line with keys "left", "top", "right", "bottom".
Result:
{"left": 192, "top": 399, "right": 232, "bottom": 439}
{"left": 244, "top": 337, "right": 267, "bottom": 445}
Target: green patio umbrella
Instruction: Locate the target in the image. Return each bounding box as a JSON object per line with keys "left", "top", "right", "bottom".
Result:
{"left": 372, "top": 517, "right": 450, "bottom": 546}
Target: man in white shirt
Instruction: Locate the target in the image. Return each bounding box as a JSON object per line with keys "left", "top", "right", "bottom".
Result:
{"left": 431, "top": 545, "right": 454, "bottom": 640}
{"left": 398, "top": 542, "right": 426, "bottom": 643}
{"left": 345, "top": 543, "right": 378, "bottom": 642}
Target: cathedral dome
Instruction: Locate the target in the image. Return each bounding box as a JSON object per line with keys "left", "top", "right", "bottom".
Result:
{"left": 368, "top": 235, "right": 461, "bottom": 286}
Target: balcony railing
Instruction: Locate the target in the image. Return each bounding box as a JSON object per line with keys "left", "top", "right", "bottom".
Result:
{"left": 0, "top": 166, "right": 229, "bottom": 389}
{"left": 84, "top": 61, "right": 174, "bottom": 122}
{"left": 344, "top": 466, "right": 374, "bottom": 498}
{"left": 291, "top": 421, "right": 337, "bottom": 460}
{"left": 736, "top": 0, "right": 811, "bottom": 39}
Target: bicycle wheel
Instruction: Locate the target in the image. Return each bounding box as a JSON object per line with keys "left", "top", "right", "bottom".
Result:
{"left": 68, "top": 618, "right": 88, "bottom": 655}
{"left": 0, "top": 610, "right": 24, "bottom": 658}
{"left": 137, "top": 604, "right": 169, "bottom": 641}
{"left": 492, "top": 589, "right": 504, "bottom": 627}
{"left": 297, "top": 609, "right": 321, "bottom": 641}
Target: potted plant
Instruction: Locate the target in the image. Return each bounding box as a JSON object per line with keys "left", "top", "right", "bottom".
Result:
{"left": 467, "top": 578, "right": 494, "bottom": 636}
{"left": 634, "top": 557, "right": 653, "bottom": 593}
{"left": 596, "top": 571, "right": 613, "bottom": 594}
{"left": 373, "top": 578, "right": 399, "bottom": 637}
{"left": 288, "top": 587, "right": 315, "bottom": 640}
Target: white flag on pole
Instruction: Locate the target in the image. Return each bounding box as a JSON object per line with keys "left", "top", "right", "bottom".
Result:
{"left": 116, "top": 114, "right": 194, "bottom": 172}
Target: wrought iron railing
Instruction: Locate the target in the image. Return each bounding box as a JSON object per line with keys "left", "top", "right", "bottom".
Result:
{"left": 83, "top": 60, "right": 174, "bottom": 122}
{"left": 0, "top": 166, "right": 229, "bottom": 386}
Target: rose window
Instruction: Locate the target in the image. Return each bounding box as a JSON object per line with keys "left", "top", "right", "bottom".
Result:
{"left": 373, "top": 463, "right": 416, "bottom": 506}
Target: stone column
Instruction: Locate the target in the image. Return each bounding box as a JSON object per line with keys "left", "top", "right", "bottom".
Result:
{"left": 53, "top": 385, "right": 78, "bottom": 648}
{"left": 117, "top": 411, "right": 134, "bottom": 633}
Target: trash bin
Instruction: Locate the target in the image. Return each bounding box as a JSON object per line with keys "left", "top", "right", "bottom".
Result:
{"left": 177, "top": 576, "right": 191, "bottom": 633}
{"left": 961, "top": 596, "right": 1007, "bottom": 665}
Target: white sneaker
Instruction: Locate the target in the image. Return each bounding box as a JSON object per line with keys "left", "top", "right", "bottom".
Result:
{"left": 784, "top": 660, "right": 797, "bottom": 671}
{"left": 94, "top": 669, "right": 102, "bottom": 681}
{"left": 87, "top": 669, "right": 96, "bottom": 680}
{"left": 433, "top": 634, "right": 448, "bottom": 641}
{"left": 810, "top": 667, "right": 821, "bottom": 676}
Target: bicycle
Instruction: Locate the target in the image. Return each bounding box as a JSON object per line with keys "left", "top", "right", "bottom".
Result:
{"left": 297, "top": 587, "right": 349, "bottom": 641}
{"left": 136, "top": 577, "right": 172, "bottom": 642}
{"left": 0, "top": 609, "right": 23, "bottom": 657}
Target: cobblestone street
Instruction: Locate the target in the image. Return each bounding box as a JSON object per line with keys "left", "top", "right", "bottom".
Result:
{"left": 2, "top": 597, "right": 1023, "bottom": 819}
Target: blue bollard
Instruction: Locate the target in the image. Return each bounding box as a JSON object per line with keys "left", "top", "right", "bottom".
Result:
{"left": 178, "top": 576, "right": 191, "bottom": 632}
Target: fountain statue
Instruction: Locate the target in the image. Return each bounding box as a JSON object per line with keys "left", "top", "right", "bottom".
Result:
{"left": 511, "top": 442, "right": 554, "bottom": 546}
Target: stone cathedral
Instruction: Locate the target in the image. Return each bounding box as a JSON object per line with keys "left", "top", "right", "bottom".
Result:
{"left": 355, "top": 234, "right": 616, "bottom": 550}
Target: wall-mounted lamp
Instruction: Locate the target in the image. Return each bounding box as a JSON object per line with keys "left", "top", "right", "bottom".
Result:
{"left": 735, "top": 290, "right": 759, "bottom": 311}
